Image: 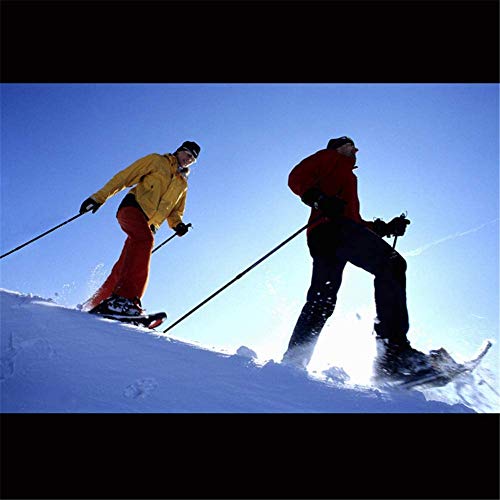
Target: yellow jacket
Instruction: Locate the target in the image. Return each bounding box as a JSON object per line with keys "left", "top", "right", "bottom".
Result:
{"left": 91, "top": 153, "right": 188, "bottom": 230}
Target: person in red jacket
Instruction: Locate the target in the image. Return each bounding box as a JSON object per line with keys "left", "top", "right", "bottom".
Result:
{"left": 283, "top": 136, "right": 433, "bottom": 381}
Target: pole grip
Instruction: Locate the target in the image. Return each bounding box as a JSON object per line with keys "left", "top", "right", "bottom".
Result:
{"left": 392, "top": 212, "right": 407, "bottom": 249}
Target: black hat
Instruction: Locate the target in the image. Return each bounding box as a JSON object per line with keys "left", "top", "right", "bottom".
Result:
{"left": 177, "top": 140, "right": 201, "bottom": 159}
{"left": 327, "top": 136, "right": 355, "bottom": 150}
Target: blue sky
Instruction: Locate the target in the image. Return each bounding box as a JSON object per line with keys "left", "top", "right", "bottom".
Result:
{"left": 1, "top": 84, "right": 498, "bottom": 376}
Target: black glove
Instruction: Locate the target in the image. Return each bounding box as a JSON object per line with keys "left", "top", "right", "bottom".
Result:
{"left": 387, "top": 215, "right": 410, "bottom": 237}
{"left": 79, "top": 197, "right": 101, "bottom": 214}
{"left": 174, "top": 222, "right": 189, "bottom": 236}
{"left": 150, "top": 225, "right": 157, "bottom": 234}
{"left": 301, "top": 187, "right": 346, "bottom": 218}
{"left": 372, "top": 218, "right": 389, "bottom": 237}
{"left": 373, "top": 215, "right": 410, "bottom": 237}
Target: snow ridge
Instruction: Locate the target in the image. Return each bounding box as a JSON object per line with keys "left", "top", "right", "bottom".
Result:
{"left": 1, "top": 289, "right": 493, "bottom": 413}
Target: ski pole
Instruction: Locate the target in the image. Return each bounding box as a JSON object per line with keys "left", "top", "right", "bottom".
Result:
{"left": 152, "top": 223, "right": 192, "bottom": 254}
{"left": 162, "top": 216, "right": 322, "bottom": 334}
{"left": 0, "top": 213, "right": 85, "bottom": 260}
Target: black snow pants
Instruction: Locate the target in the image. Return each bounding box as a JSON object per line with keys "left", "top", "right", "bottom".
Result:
{"left": 282, "top": 217, "right": 409, "bottom": 368}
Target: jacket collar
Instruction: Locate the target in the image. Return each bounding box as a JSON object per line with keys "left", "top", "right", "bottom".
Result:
{"left": 163, "top": 153, "right": 190, "bottom": 180}
{"left": 177, "top": 165, "right": 190, "bottom": 180}
{"left": 331, "top": 149, "right": 357, "bottom": 170}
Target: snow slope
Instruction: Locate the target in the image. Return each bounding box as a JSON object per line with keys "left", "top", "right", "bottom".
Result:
{"left": 1, "top": 288, "right": 497, "bottom": 413}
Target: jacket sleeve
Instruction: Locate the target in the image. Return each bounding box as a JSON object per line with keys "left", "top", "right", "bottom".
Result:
{"left": 166, "top": 191, "right": 187, "bottom": 229}
{"left": 288, "top": 150, "right": 329, "bottom": 198}
{"left": 90, "top": 154, "right": 156, "bottom": 204}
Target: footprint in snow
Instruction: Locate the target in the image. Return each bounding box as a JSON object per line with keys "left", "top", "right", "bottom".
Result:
{"left": 1, "top": 347, "right": 17, "bottom": 380}
{"left": 19, "top": 338, "right": 56, "bottom": 360}
{"left": 123, "top": 378, "right": 158, "bottom": 399}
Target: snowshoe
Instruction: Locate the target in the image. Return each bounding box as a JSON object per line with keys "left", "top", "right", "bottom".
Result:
{"left": 96, "top": 311, "right": 167, "bottom": 329}
{"left": 88, "top": 294, "right": 167, "bottom": 329}
{"left": 396, "top": 341, "right": 493, "bottom": 389}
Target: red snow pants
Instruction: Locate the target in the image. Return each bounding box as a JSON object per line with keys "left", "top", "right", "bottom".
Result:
{"left": 85, "top": 206, "right": 154, "bottom": 309}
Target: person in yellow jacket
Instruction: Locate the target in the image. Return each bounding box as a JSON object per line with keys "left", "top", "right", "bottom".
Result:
{"left": 79, "top": 140, "right": 201, "bottom": 316}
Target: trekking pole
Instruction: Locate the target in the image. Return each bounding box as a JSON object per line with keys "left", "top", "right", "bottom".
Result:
{"left": 152, "top": 223, "right": 192, "bottom": 254}
{"left": 0, "top": 213, "right": 85, "bottom": 260}
{"left": 162, "top": 216, "right": 322, "bottom": 334}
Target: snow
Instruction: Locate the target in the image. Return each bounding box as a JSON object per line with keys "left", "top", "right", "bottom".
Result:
{"left": 2, "top": 288, "right": 497, "bottom": 413}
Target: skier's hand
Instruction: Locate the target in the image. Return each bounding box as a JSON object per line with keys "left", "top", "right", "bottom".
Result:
{"left": 301, "top": 187, "right": 346, "bottom": 218}
{"left": 372, "top": 218, "right": 389, "bottom": 237}
{"left": 150, "top": 224, "right": 157, "bottom": 234}
{"left": 174, "top": 222, "right": 189, "bottom": 237}
{"left": 387, "top": 215, "right": 410, "bottom": 237}
{"left": 79, "top": 197, "right": 101, "bottom": 214}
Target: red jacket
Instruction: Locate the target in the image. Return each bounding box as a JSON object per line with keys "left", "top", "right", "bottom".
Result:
{"left": 288, "top": 149, "right": 374, "bottom": 234}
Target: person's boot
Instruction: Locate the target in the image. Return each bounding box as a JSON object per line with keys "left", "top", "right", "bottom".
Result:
{"left": 89, "top": 294, "right": 144, "bottom": 316}
{"left": 374, "top": 337, "right": 434, "bottom": 380}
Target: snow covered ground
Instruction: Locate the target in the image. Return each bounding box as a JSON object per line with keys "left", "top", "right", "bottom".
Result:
{"left": 1, "top": 288, "right": 498, "bottom": 413}
{"left": 2, "top": 288, "right": 499, "bottom": 500}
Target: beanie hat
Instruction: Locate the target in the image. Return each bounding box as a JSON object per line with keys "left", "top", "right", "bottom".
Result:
{"left": 327, "top": 136, "right": 355, "bottom": 150}
{"left": 177, "top": 140, "right": 201, "bottom": 159}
